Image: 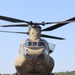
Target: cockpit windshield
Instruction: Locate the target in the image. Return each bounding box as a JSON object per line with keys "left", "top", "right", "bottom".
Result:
{"left": 24, "top": 41, "right": 44, "bottom": 47}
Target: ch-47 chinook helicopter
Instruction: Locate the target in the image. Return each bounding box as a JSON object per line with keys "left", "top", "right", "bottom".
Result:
{"left": 0, "top": 16, "right": 75, "bottom": 75}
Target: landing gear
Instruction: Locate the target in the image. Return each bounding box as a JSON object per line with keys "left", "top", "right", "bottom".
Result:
{"left": 15, "top": 72, "right": 21, "bottom": 75}
{"left": 14, "top": 73, "right": 17, "bottom": 75}
{"left": 51, "top": 73, "right": 54, "bottom": 75}
{"left": 15, "top": 69, "right": 21, "bottom": 75}
{"left": 48, "top": 73, "right": 54, "bottom": 75}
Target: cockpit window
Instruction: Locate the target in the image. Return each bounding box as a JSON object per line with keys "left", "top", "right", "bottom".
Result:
{"left": 33, "top": 42, "right": 37, "bottom": 46}
{"left": 25, "top": 42, "right": 32, "bottom": 46}
{"left": 38, "top": 42, "right": 44, "bottom": 47}
{"left": 24, "top": 41, "right": 44, "bottom": 47}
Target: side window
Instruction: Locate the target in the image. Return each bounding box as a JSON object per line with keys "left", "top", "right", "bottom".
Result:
{"left": 48, "top": 43, "right": 55, "bottom": 52}
{"left": 25, "top": 42, "right": 28, "bottom": 47}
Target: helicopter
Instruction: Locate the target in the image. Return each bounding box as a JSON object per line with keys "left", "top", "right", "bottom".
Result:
{"left": 0, "top": 15, "right": 75, "bottom": 75}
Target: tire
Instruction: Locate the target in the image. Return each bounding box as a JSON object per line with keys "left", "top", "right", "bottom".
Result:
{"left": 51, "top": 73, "right": 54, "bottom": 75}
{"left": 48, "top": 73, "right": 54, "bottom": 75}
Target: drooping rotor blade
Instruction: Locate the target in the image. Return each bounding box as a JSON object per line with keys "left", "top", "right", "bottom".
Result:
{"left": 0, "top": 30, "right": 28, "bottom": 34}
{"left": 42, "top": 17, "right": 75, "bottom": 31}
{"left": 41, "top": 34, "right": 65, "bottom": 40}
{"left": 0, "top": 23, "right": 28, "bottom": 27}
{"left": 0, "top": 15, "right": 29, "bottom": 23}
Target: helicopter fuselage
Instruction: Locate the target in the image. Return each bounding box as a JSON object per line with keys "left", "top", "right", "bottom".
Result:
{"left": 14, "top": 39, "right": 55, "bottom": 75}
{"left": 14, "top": 26, "right": 55, "bottom": 75}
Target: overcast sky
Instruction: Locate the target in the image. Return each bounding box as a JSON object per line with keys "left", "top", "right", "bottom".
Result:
{"left": 0, "top": 0, "right": 75, "bottom": 74}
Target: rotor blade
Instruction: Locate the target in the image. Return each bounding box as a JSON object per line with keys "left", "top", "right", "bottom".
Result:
{"left": 0, "top": 23, "right": 28, "bottom": 27}
{"left": 0, "top": 30, "right": 28, "bottom": 34}
{"left": 41, "top": 19, "right": 75, "bottom": 25}
{"left": 41, "top": 34, "right": 65, "bottom": 40}
{"left": 0, "top": 15, "right": 29, "bottom": 23}
{"left": 42, "top": 17, "right": 75, "bottom": 31}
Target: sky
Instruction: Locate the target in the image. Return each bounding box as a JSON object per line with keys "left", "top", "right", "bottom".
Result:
{"left": 0, "top": 0, "right": 75, "bottom": 74}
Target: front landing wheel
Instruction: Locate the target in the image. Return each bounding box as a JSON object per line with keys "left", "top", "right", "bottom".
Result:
{"left": 48, "top": 73, "right": 54, "bottom": 75}
{"left": 15, "top": 73, "right": 21, "bottom": 75}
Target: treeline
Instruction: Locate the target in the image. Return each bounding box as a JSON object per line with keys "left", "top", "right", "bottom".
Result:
{"left": 54, "top": 71, "right": 75, "bottom": 75}
{"left": 1, "top": 71, "right": 75, "bottom": 75}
